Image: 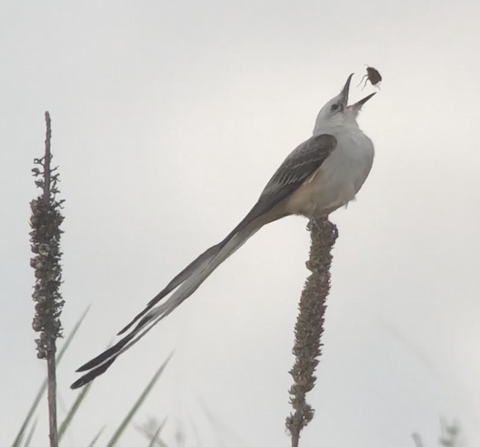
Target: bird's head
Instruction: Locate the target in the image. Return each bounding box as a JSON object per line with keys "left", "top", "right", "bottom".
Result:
{"left": 313, "top": 73, "right": 376, "bottom": 134}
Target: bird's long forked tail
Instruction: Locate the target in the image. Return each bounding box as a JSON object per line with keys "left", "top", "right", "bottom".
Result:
{"left": 70, "top": 223, "right": 261, "bottom": 389}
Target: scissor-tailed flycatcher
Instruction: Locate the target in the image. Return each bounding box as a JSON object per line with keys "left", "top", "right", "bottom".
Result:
{"left": 71, "top": 73, "right": 376, "bottom": 389}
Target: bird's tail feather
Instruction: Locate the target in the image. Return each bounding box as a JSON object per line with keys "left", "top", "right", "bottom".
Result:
{"left": 70, "top": 223, "right": 260, "bottom": 389}
{"left": 117, "top": 243, "right": 223, "bottom": 336}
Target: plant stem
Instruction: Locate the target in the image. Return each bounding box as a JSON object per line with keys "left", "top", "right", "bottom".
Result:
{"left": 47, "top": 338, "right": 58, "bottom": 447}
{"left": 43, "top": 112, "right": 51, "bottom": 207}
{"left": 43, "top": 112, "right": 58, "bottom": 447}
{"left": 286, "top": 218, "right": 338, "bottom": 446}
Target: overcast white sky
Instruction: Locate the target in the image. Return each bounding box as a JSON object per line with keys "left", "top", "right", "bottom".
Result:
{"left": 1, "top": 0, "right": 480, "bottom": 446}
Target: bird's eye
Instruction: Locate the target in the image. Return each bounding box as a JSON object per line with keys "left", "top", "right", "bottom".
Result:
{"left": 331, "top": 104, "right": 340, "bottom": 111}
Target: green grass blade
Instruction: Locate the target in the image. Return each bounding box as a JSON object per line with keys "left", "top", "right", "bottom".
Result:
{"left": 21, "top": 418, "right": 38, "bottom": 447}
{"left": 57, "top": 306, "right": 91, "bottom": 363}
{"left": 10, "top": 307, "right": 90, "bottom": 447}
{"left": 11, "top": 377, "right": 44, "bottom": 447}
{"left": 104, "top": 352, "right": 174, "bottom": 447}
{"left": 58, "top": 380, "right": 93, "bottom": 442}
{"left": 146, "top": 419, "right": 167, "bottom": 447}
{"left": 136, "top": 417, "right": 168, "bottom": 447}
{"left": 87, "top": 426, "right": 106, "bottom": 447}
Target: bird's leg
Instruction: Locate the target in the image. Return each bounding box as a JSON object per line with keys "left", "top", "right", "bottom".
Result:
{"left": 306, "top": 217, "right": 322, "bottom": 232}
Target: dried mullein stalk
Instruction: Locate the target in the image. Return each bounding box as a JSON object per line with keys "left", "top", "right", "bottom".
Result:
{"left": 286, "top": 218, "right": 338, "bottom": 447}
{"left": 29, "top": 112, "right": 64, "bottom": 447}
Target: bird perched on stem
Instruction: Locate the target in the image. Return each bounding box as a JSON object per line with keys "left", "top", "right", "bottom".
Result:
{"left": 71, "top": 73, "right": 377, "bottom": 389}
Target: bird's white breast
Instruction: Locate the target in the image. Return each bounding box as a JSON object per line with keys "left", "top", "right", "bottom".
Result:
{"left": 289, "top": 127, "right": 374, "bottom": 218}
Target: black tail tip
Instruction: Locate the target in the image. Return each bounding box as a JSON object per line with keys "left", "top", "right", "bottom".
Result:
{"left": 117, "top": 325, "right": 129, "bottom": 336}
{"left": 71, "top": 357, "right": 117, "bottom": 390}
{"left": 70, "top": 377, "right": 87, "bottom": 390}
{"left": 76, "top": 363, "right": 91, "bottom": 373}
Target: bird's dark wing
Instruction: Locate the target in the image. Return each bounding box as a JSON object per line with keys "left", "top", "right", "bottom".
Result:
{"left": 224, "top": 132, "right": 337, "bottom": 237}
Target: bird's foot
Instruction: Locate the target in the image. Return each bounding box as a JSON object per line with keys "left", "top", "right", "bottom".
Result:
{"left": 306, "top": 217, "right": 322, "bottom": 232}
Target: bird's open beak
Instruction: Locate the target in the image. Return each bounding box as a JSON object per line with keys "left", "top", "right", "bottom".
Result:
{"left": 350, "top": 92, "right": 376, "bottom": 111}
{"left": 340, "top": 73, "right": 354, "bottom": 106}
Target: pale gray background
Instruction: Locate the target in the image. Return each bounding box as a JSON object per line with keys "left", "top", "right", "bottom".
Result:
{"left": 1, "top": 0, "right": 479, "bottom": 446}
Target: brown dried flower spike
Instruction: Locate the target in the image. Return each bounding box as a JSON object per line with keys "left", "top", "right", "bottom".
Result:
{"left": 30, "top": 112, "right": 65, "bottom": 359}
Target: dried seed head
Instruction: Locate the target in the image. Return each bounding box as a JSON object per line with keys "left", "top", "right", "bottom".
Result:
{"left": 38, "top": 243, "right": 50, "bottom": 256}
{"left": 30, "top": 112, "right": 65, "bottom": 358}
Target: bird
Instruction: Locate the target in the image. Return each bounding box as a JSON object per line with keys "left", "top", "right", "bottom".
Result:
{"left": 71, "top": 73, "right": 377, "bottom": 389}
